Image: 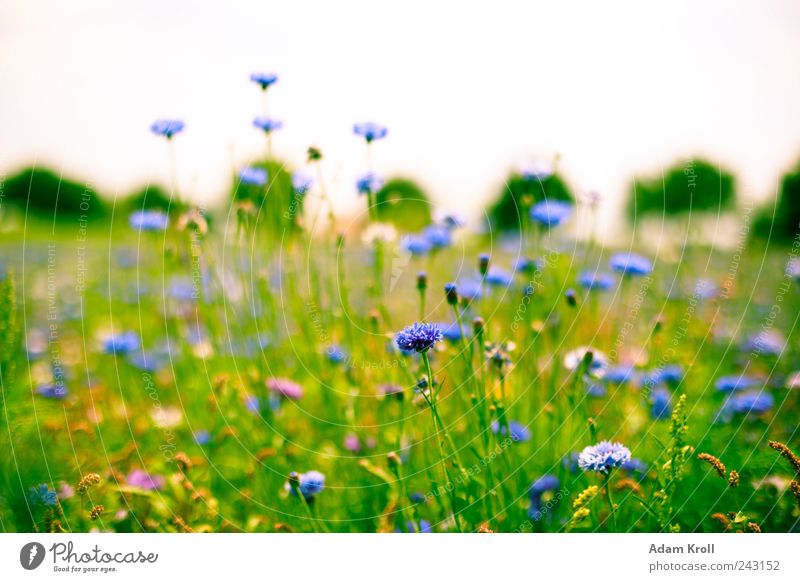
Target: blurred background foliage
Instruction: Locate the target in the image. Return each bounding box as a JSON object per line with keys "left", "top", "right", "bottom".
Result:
{"left": 374, "top": 177, "right": 432, "bottom": 231}
{"left": 3, "top": 157, "right": 800, "bottom": 246}
{"left": 752, "top": 160, "right": 800, "bottom": 244}
{"left": 487, "top": 170, "right": 574, "bottom": 232}
{"left": 626, "top": 159, "right": 736, "bottom": 223}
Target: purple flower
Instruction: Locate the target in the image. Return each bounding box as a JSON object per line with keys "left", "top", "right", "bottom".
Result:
{"left": 528, "top": 474, "right": 559, "bottom": 520}
{"left": 344, "top": 433, "right": 361, "bottom": 453}
{"left": 609, "top": 252, "right": 653, "bottom": 277}
{"left": 29, "top": 483, "right": 57, "bottom": 507}
{"left": 150, "top": 119, "right": 184, "bottom": 139}
{"left": 491, "top": 420, "right": 531, "bottom": 442}
{"left": 356, "top": 172, "right": 384, "bottom": 195}
{"left": 401, "top": 235, "right": 432, "bottom": 257}
{"left": 130, "top": 210, "right": 169, "bottom": 231}
{"left": 36, "top": 383, "right": 68, "bottom": 399}
{"left": 604, "top": 365, "right": 636, "bottom": 384}
{"left": 485, "top": 267, "right": 513, "bottom": 288}
{"left": 193, "top": 430, "right": 212, "bottom": 446}
{"left": 715, "top": 375, "right": 759, "bottom": 393}
{"left": 239, "top": 166, "right": 268, "bottom": 186}
{"left": 530, "top": 199, "right": 573, "bottom": 227}
{"left": 394, "top": 323, "right": 443, "bottom": 353}
{"left": 103, "top": 332, "right": 140, "bottom": 355}
{"left": 353, "top": 122, "right": 388, "bottom": 143}
{"left": 266, "top": 378, "right": 304, "bottom": 400}
{"left": 650, "top": 387, "right": 672, "bottom": 420}
{"left": 578, "top": 271, "right": 615, "bottom": 291}
{"left": 292, "top": 172, "right": 314, "bottom": 195}
{"left": 250, "top": 72, "right": 278, "bottom": 90}
{"left": 422, "top": 225, "right": 452, "bottom": 249}
{"left": 286, "top": 470, "right": 325, "bottom": 499}
{"left": 252, "top": 116, "right": 283, "bottom": 133}
{"left": 127, "top": 470, "right": 164, "bottom": 491}
{"left": 578, "top": 441, "right": 631, "bottom": 473}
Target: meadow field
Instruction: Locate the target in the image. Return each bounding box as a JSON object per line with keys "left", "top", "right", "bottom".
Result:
{"left": 0, "top": 188, "right": 799, "bottom": 533}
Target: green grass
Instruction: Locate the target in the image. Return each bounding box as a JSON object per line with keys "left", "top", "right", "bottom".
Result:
{"left": 0, "top": 218, "right": 798, "bottom": 533}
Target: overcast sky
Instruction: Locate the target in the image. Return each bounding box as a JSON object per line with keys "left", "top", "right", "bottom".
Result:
{"left": 2, "top": 0, "right": 799, "bottom": 226}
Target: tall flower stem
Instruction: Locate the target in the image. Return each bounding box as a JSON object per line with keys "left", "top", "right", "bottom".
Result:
{"left": 603, "top": 470, "right": 618, "bottom": 533}
{"left": 421, "top": 351, "right": 463, "bottom": 532}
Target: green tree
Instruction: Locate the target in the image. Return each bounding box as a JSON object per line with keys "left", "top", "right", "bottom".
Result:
{"left": 487, "top": 170, "right": 574, "bottom": 232}
{"left": 627, "top": 159, "right": 736, "bottom": 223}
{"left": 752, "top": 160, "right": 800, "bottom": 244}
{"left": 374, "top": 178, "right": 432, "bottom": 231}
{"left": 1, "top": 167, "right": 106, "bottom": 220}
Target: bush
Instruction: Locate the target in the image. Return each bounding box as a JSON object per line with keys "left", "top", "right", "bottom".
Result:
{"left": 627, "top": 159, "right": 736, "bottom": 223}
{"left": 123, "top": 184, "right": 186, "bottom": 213}
{"left": 487, "top": 171, "right": 573, "bottom": 231}
{"left": 374, "top": 178, "right": 432, "bottom": 231}
{"left": 751, "top": 161, "right": 800, "bottom": 244}
{"left": 1, "top": 167, "right": 106, "bottom": 220}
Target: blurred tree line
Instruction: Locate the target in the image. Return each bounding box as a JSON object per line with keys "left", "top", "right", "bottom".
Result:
{"left": 2, "top": 156, "right": 799, "bottom": 243}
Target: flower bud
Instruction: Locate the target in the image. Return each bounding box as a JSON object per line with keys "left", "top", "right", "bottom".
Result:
{"left": 444, "top": 282, "right": 458, "bottom": 305}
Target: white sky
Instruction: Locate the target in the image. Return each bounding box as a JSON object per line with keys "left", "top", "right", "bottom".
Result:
{"left": 2, "top": 0, "right": 799, "bottom": 225}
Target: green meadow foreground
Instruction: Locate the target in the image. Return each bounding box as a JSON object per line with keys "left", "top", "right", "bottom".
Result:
{"left": 0, "top": 215, "right": 799, "bottom": 533}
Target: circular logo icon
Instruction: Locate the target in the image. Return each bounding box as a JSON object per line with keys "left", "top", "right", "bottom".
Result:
{"left": 20, "top": 542, "right": 46, "bottom": 570}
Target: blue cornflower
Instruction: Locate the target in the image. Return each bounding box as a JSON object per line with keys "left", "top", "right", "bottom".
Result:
{"left": 742, "top": 331, "right": 785, "bottom": 357}
{"left": 587, "top": 382, "right": 607, "bottom": 397}
{"left": 396, "top": 520, "right": 432, "bottom": 533}
{"left": 193, "top": 430, "right": 212, "bottom": 446}
{"left": 485, "top": 267, "right": 513, "bottom": 288}
{"left": 252, "top": 116, "right": 283, "bottom": 133}
{"left": 658, "top": 364, "right": 684, "bottom": 385}
{"left": 286, "top": 470, "right": 325, "bottom": 500}
{"left": 491, "top": 420, "right": 531, "bottom": 443}
{"left": 729, "top": 391, "right": 774, "bottom": 415}
{"left": 530, "top": 474, "right": 559, "bottom": 496}
{"left": 292, "top": 172, "right": 314, "bottom": 195}
{"left": 513, "top": 257, "right": 536, "bottom": 274}
{"left": 437, "top": 212, "right": 465, "bottom": 229}
{"left": 326, "top": 345, "right": 348, "bottom": 365}
{"left": 578, "top": 441, "right": 632, "bottom": 473}
{"left": 356, "top": 172, "right": 384, "bottom": 195}
{"left": 577, "top": 270, "right": 615, "bottom": 291}
{"left": 456, "top": 278, "right": 483, "bottom": 302}
{"left": 422, "top": 225, "right": 452, "bottom": 249}
{"left": 650, "top": 387, "right": 672, "bottom": 420}
{"left": 439, "top": 321, "right": 469, "bottom": 343}
{"left": 694, "top": 279, "right": 718, "bottom": 300}
{"left": 563, "top": 451, "right": 581, "bottom": 473}
{"left": 604, "top": 364, "right": 636, "bottom": 384}
{"left": 103, "top": 332, "right": 140, "bottom": 355}
{"left": 519, "top": 160, "right": 553, "bottom": 181}
{"left": 609, "top": 252, "right": 653, "bottom": 276}
{"left": 402, "top": 236, "right": 432, "bottom": 257}
{"left": 530, "top": 199, "right": 573, "bottom": 227}
{"left": 239, "top": 166, "right": 268, "bottom": 186}
{"left": 394, "top": 323, "right": 443, "bottom": 353}
{"left": 36, "top": 383, "right": 68, "bottom": 399}
{"left": 353, "top": 122, "right": 388, "bottom": 143}
{"left": 127, "top": 350, "right": 167, "bottom": 373}
{"left": 29, "top": 483, "right": 57, "bottom": 507}
{"left": 715, "top": 375, "right": 759, "bottom": 393}
{"left": 250, "top": 72, "right": 278, "bottom": 90}
{"left": 528, "top": 474, "right": 559, "bottom": 520}
{"left": 130, "top": 210, "right": 169, "bottom": 231}
{"left": 622, "top": 458, "right": 648, "bottom": 476}
{"left": 150, "top": 119, "right": 184, "bottom": 139}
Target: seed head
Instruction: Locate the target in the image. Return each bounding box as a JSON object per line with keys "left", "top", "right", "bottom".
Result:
{"left": 698, "top": 453, "right": 726, "bottom": 479}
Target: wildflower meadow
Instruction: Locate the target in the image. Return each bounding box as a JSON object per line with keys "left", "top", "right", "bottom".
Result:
{"left": 1, "top": 71, "right": 800, "bottom": 537}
